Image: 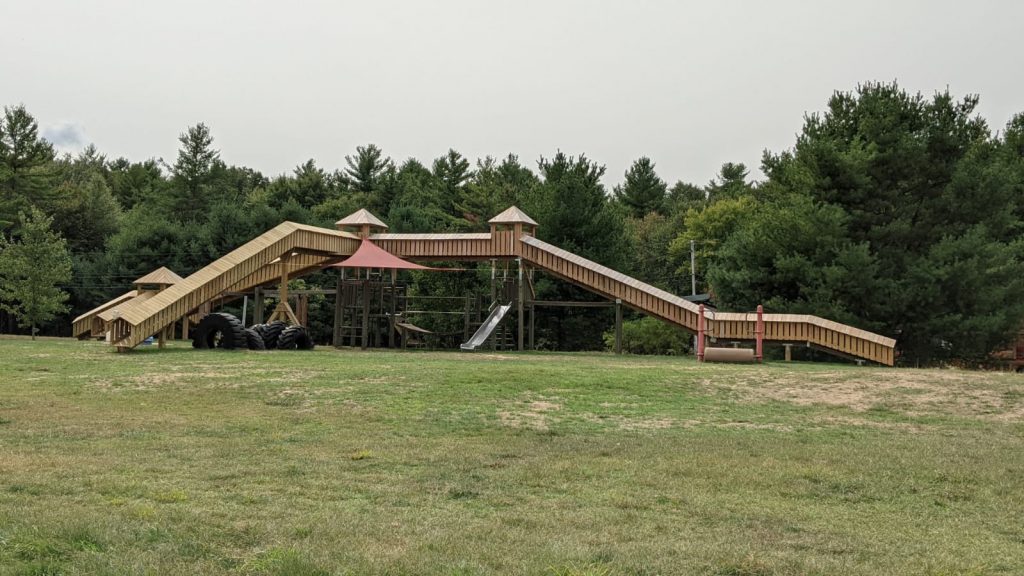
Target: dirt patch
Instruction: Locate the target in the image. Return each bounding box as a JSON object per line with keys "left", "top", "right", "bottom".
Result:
{"left": 713, "top": 368, "right": 1024, "bottom": 420}
{"left": 497, "top": 395, "right": 563, "bottom": 430}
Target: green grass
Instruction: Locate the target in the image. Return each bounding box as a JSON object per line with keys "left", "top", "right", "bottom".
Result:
{"left": 1, "top": 337, "right": 1022, "bottom": 575}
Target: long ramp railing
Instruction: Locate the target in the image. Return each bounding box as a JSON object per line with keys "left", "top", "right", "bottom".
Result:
{"left": 519, "top": 236, "right": 896, "bottom": 365}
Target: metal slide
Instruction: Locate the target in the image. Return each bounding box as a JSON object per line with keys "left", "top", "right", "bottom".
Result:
{"left": 460, "top": 302, "right": 512, "bottom": 351}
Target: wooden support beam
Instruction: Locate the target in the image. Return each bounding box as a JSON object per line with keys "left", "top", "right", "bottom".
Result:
{"left": 784, "top": 343, "right": 793, "bottom": 362}
{"left": 615, "top": 298, "right": 623, "bottom": 355}
{"left": 333, "top": 273, "right": 343, "bottom": 347}
{"left": 517, "top": 258, "right": 524, "bottom": 351}
{"left": 260, "top": 289, "right": 338, "bottom": 296}
{"left": 527, "top": 300, "right": 616, "bottom": 308}
{"left": 253, "top": 287, "right": 264, "bottom": 325}
{"left": 529, "top": 303, "right": 535, "bottom": 350}
{"left": 389, "top": 270, "right": 397, "bottom": 349}
{"left": 361, "top": 278, "right": 370, "bottom": 350}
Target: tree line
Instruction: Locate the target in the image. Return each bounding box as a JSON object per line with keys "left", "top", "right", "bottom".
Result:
{"left": 1, "top": 81, "right": 1022, "bottom": 363}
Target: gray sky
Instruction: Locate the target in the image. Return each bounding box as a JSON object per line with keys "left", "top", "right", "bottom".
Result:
{"left": 2, "top": 0, "right": 1022, "bottom": 188}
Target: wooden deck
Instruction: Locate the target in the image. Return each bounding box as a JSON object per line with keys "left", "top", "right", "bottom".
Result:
{"left": 80, "top": 218, "right": 896, "bottom": 364}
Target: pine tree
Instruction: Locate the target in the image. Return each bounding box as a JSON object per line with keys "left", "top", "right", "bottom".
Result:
{"left": 0, "top": 105, "right": 57, "bottom": 230}
{"left": 0, "top": 208, "right": 72, "bottom": 338}
{"left": 613, "top": 157, "right": 667, "bottom": 217}
{"left": 167, "top": 123, "right": 220, "bottom": 221}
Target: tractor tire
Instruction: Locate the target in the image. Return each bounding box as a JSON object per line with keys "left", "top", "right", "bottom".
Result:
{"left": 244, "top": 327, "right": 266, "bottom": 351}
{"left": 277, "top": 325, "right": 315, "bottom": 350}
{"left": 259, "top": 321, "right": 287, "bottom": 349}
{"left": 192, "top": 312, "right": 245, "bottom": 350}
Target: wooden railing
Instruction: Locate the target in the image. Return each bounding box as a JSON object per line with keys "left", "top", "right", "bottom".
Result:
{"left": 520, "top": 236, "right": 896, "bottom": 365}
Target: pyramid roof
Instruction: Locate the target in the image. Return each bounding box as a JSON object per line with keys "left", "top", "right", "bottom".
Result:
{"left": 488, "top": 206, "right": 538, "bottom": 226}
{"left": 133, "top": 267, "right": 183, "bottom": 286}
{"left": 335, "top": 208, "right": 388, "bottom": 229}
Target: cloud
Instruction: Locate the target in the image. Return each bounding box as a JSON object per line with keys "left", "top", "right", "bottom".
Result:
{"left": 42, "top": 122, "right": 87, "bottom": 151}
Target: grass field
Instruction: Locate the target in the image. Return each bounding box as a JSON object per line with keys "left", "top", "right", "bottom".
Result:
{"left": 0, "top": 337, "right": 1022, "bottom": 575}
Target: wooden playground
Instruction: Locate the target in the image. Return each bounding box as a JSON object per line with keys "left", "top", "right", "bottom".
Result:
{"left": 72, "top": 207, "right": 897, "bottom": 365}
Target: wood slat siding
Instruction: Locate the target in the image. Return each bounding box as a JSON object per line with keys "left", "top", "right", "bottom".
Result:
{"left": 370, "top": 233, "right": 502, "bottom": 260}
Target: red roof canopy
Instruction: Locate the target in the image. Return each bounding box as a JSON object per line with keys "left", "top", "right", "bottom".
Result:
{"left": 328, "top": 238, "right": 434, "bottom": 270}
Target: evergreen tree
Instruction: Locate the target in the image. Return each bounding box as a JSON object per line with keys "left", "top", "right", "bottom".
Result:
{"left": 456, "top": 154, "right": 539, "bottom": 228}
{"left": 166, "top": 123, "right": 220, "bottom": 221}
{"left": 432, "top": 149, "right": 472, "bottom": 214}
{"left": 107, "top": 158, "right": 164, "bottom": 210}
{"left": 753, "top": 82, "right": 1024, "bottom": 361}
{"left": 343, "top": 143, "right": 390, "bottom": 188}
{"left": 0, "top": 105, "right": 56, "bottom": 230}
{"left": 613, "top": 157, "right": 667, "bottom": 217}
{"left": 705, "top": 162, "right": 752, "bottom": 203}
{"left": 0, "top": 208, "right": 72, "bottom": 338}
{"left": 665, "top": 181, "right": 706, "bottom": 214}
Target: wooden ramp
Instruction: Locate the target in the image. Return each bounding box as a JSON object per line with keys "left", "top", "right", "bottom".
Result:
{"left": 519, "top": 236, "right": 896, "bottom": 365}
{"left": 101, "top": 222, "right": 359, "bottom": 350}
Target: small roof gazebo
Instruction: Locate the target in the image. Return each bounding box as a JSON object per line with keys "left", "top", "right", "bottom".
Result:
{"left": 488, "top": 206, "right": 537, "bottom": 238}
{"left": 336, "top": 209, "right": 389, "bottom": 238}
{"left": 133, "top": 267, "right": 184, "bottom": 292}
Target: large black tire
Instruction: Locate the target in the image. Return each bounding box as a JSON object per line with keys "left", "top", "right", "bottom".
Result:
{"left": 259, "top": 321, "right": 287, "bottom": 349}
{"left": 244, "top": 327, "right": 266, "bottom": 351}
{"left": 192, "top": 312, "right": 245, "bottom": 350}
{"left": 277, "top": 325, "right": 315, "bottom": 350}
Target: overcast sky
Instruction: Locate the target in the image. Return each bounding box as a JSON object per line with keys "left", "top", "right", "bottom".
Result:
{"left": 2, "top": 0, "right": 1022, "bottom": 188}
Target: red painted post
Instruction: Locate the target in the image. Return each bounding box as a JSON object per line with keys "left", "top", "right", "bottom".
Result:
{"left": 756, "top": 304, "right": 764, "bottom": 363}
{"left": 697, "top": 304, "right": 706, "bottom": 362}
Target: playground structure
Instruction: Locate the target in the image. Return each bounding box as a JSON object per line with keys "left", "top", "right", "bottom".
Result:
{"left": 72, "top": 206, "right": 897, "bottom": 365}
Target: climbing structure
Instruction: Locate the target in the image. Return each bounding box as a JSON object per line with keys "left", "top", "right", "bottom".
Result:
{"left": 73, "top": 207, "right": 896, "bottom": 364}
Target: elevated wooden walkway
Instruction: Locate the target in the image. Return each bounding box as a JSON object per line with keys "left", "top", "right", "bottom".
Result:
{"left": 75, "top": 208, "right": 895, "bottom": 364}
{"left": 519, "top": 236, "right": 895, "bottom": 365}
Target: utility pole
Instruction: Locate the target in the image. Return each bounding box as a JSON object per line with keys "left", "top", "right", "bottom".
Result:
{"left": 691, "top": 239, "right": 698, "bottom": 355}
{"left": 690, "top": 239, "right": 697, "bottom": 296}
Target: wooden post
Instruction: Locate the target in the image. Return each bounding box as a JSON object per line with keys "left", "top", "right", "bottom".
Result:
{"left": 463, "top": 296, "right": 471, "bottom": 342}
{"left": 755, "top": 304, "right": 764, "bottom": 363}
{"left": 614, "top": 298, "right": 623, "bottom": 354}
{"left": 389, "top": 269, "right": 397, "bottom": 349}
{"left": 529, "top": 302, "right": 535, "bottom": 351}
{"left": 254, "top": 287, "right": 264, "bottom": 325}
{"left": 784, "top": 344, "right": 792, "bottom": 362}
{"left": 297, "top": 294, "right": 309, "bottom": 326}
{"left": 182, "top": 316, "right": 190, "bottom": 341}
{"left": 333, "top": 273, "right": 343, "bottom": 347}
{"left": 490, "top": 259, "right": 496, "bottom": 304}
{"left": 697, "top": 304, "right": 706, "bottom": 362}
{"left": 517, "top": 258, "right": 524, "bottom": 351}
{"left": 361, "top": 274, "right": 370, "bottom": 350}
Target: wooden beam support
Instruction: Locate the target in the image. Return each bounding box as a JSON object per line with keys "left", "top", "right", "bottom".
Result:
{"left": 333, "top": 273, "right": 343, "bottom": 347}
{"left": 527, "top": 300, "right": 616, "bottom": 308}
{"left": 517, "top": 258, "right": 524, "bottom": 351}
{"left": 615, "top": 298, "right": 623, "bottom": 355}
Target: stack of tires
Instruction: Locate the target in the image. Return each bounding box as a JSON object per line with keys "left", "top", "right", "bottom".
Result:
{"left": 191, "top": 313, "right": 314, "bottom": 351}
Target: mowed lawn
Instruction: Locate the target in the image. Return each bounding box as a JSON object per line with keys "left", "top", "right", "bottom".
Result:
{"left": 1, "top": 338, "right": 1022, "bottom": 575}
